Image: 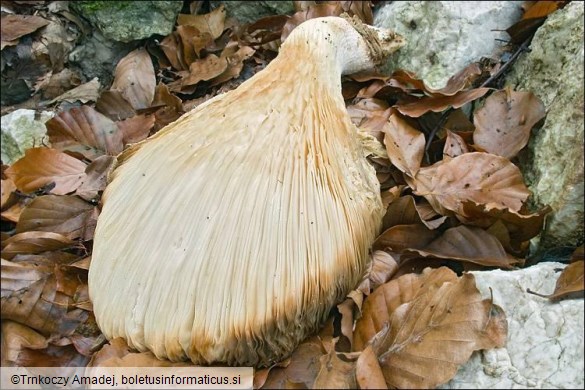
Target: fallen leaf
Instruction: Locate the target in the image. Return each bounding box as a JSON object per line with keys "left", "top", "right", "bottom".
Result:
{"left": 177, "top": 5, "right": 226, "bottom": 40}
{"left": 48, "top": 77, "right": 100, "bottom": 105}
{"left": 373, "top": 224, "right": 439, "bottom": 252}
{"left": 473, "top": 89, "right": 546, "bottom": 158}
{"left": 117, "top": 114, "right": 156, "bottom": 145}
{"left": 112, "top": 48, "right": 156, "bottom": 110}
{"left": 395, "top": 88, "right": 490, "bottom": 118}
{"left": 5, "top": 148, "right": 87, "bottom": 195}
{"left": 75, "top": 155, "right": 116, "bottom": 202}
{"left": 2, "top": 231, "right": 74, "bottom": 259}
{"left": 382, "top": 195, "right": 446, "bottom": 231}
{"left": 410, "top": 152, "right": 530, "bottom": 216}
{"left": 95, "top": 90, "right": 136, "bottom": 121}
{"left": 1, "top": 14, "right": 49, "bottom": 42}
{"left": 382, "top": 114, "right": 425, "bottom": 178}
{"left": 361, "top": 268, "right": 506, "bottom": 388}
{"left": 368, "top": 251, "right": 399, "bottom": 291}
{"left": 355, "top": 346, "right": 388, "bottom": 389}
{"left": 1, "top": 178, "right": 17, "bottom": 209}
{"left": 15, "top": 195, "right": 95, "bottom": 240}
{"left": 313, "top": 349, "right": 358, "bottom": 389}
{"left": 46, "top": 106, "right": 124, "bottom": 158}
{"left": 406, "top": 225, "right": 520, "bottom": 268}
{"left": 182, "top": 54, "right": 228, "bottom": 87}
{"left": 529, "top": 261, "right": 584, "bottom": 301}
{"left": 443, "top": 129, "right": 470, "bottom": 159}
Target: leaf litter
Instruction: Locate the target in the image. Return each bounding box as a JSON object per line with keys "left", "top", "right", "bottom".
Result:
{"left": 0, "top": 1, "right": 577, "bottom": 389}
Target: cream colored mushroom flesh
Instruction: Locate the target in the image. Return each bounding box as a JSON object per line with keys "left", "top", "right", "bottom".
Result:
{"left": 89, "top": 15, "right": 404, "bottom": 367}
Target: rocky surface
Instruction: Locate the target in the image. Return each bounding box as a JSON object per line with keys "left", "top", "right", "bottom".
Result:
{"left": 211, "top": 1, "right": 295, "bottom": 24}
{"left": 1, "top": 109, "right": 53, "bottom": 164}
{"left": 507, "top": 2, "right": 584, "bottom": 254}
{"left": 445, "top": 262, "right": 584, "bottom": 389}
{"left": 70, "top": 1, "right": 182, "bottom": 42}
{"left": 374, "top": 1, "right": 523, "bottom": 89}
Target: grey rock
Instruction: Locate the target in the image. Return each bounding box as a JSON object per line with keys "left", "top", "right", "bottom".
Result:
{"left": 507, "top": 2, "right": 584, "bottom": 252}
{"left": 1, "top": 110, "right": 54, "bottom": 165}
{"left": 445, "top": 262, "right": 584, "bottom": 389}
{"left": 211, "top": 1, "right": 295, "bottom": 24}
{"left": 71, "top": 1, "right": 182, "bottom": 42}
{"left": 374, "top": 1, "right": 523, "bottom": 89}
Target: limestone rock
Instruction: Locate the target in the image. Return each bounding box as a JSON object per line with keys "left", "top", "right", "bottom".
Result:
{"left": 507, "top": 2, "right": 584, "bottom": 253}
{"left": 444, "top": 262, "right": 584, "bottom": 389}
{"left": 374, "top": 1, "right": 523, "bottom": 89}
{"left": 211, "top": 1, "right": 295, "bottom": 24}
{"left": 70, "top": 1, "right": 182, "bottom": 42}
{"left": 1, "top": 110, "right": 53, "bottom": 165}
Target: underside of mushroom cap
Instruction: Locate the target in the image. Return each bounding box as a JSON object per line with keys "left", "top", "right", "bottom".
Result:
{"left": 89, "top": 16, "right": 401, "bottom": 367}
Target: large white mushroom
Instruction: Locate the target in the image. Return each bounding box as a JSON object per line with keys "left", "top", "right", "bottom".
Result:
{"left": 89, "top": 15, "right": 404, "bottom": 367}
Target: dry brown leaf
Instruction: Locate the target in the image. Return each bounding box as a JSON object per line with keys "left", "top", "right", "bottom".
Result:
{"left": 383, "top": 195, "right": 446, "bottom": 230}
{"left": 364, "top": 268, "right": 506, "bottom": 388}
{"left": 2, "top": 231, "right": 74, "bottom": 259}
{"left": 48, "top": 77, "right": 100, "bottom": 105}
{"left": 368, "top": 251, "right": 399, "bottom": 291}
{"left": 313, "top": 350, "right": 358, "bottom": 389}
{"left": 112, "top": 48, "right": 156, "bottom": 110}
{"left": 571, "top": 246, "right": 584, "bottom": 263}
{"left": 443, "top": 129, "right": 470, "bottom": 159}
{"left": 383, "top": 114, "right": 425, "bottom": 178}
{"left": 75, "top": 155, "right": 116, "bottom": 202}
{"left": 411, "top": 152, "right": 530, "bottom": 216}
{"left": 182, "top": 54, "right": 228, "bottom": 87}
{"left": 1, "top": 178, "right": 17, "bottom": 209}
{"left": 211, "top": 45, "right": 256, "bottom": 86}
{"left": 95, "top": 90, "right": 136, "bottom": 121}
{"left": 1, "top": 321, "right": 48, "bottom": 366}
{"left": 354, "top": 268, "right": 457, "bottom": 351}
{"left": 46, "top": 106, "right": 124, "bottom": 158}
{"left": 530, "top": 261, "right": 584, "bottom": 301}
{"left": 262, "top": 336, "right": 324, "bottom": 389}
{"left": 395, "top": 88, "right": 490, "bottom": 118}
{"left": 177, "top": 5, "right": 226, "bottom": 40}
{"left": 373, "top": 224, "right": 438, "bottom": 252}
{"left": 1, "top": 201, "right": 28, "bottom": 223}
{"left": 1, "top": 258, "right": 71, "bottom": 334}
{"left": 355, "top": 345, "right": 388, "bottom": 389}
{"left": 117, "top": 114, "right": 156, "bottom": 145}
{"left": 1, "top": 14, "right": 49, "bottom": 42}
{"left": 5, "top": 148, "right": 87, "bottom": 195}
{"left": 15, "top": 195, "right": 95, "bottom": 240}
{"left": 151, "top": 83, "right": 183, "bottom": 129}
{"left": 473, "top": 89, "right": 545, "bottom": 158}
{"left": 406, "top": 225, "right": 520, "bottom": 268}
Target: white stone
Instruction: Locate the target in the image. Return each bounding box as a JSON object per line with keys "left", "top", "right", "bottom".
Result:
{"left": 507, "top": 1, "right": 584, "bottom": 252}
{"left": 1, "top": 109, "right": 53, "bottom": 164}
{"left": 444, "top": 262, "right": 584, "bottom": 389}
{"left": 374, "top": 1, "right": 523, "bottom": 89}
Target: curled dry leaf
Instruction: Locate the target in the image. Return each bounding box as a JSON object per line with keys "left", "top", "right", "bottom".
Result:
{"left": 48, "top": 77, "right": 100, "bottom": 105}
{"left": 368, "top": 251, "right": 399, "bottom": 291}
{"left": 0, "top": 14, "right": 49, "bottom": 42}
{"left": 373, "top": 224, "right": 439, "bottom": 252}
{"left": 46, "top": 106, "right": 124, "bottom": 158}
{"left": 356, "top": 267, "right": 507, "bottom": 388}
{"left": 177, "top": 5, "right": 226, "bottom": 40}
{"left": 530, "top": 260, "right": 584, "bottom": 301}
{"left": 2, "top": 231, "right": 74, "bottom": 259}
{"left": 383, "top": 195, "right": 446, "bottom": 230}
{"left": 112, "top": 48, "right": 156, "bottom": 110}
{"left": 1, "top": 178, "right": 17, "bottom": 209}
{"left": 15, "top": 195, "right": 95, "bottom": 240}
{"left": 395, "top": 88, "right": 490, "bottom": 118}
{"left": 382, "top": 114, "right": 425, "bottom": 178}
{"left": 5, "top": 148, "right": 87, "bottom": 195}
{"left": 410, "top": 152, "right": 531, "bottom": 216}
{"left": 473, "top": 89, "right": 546, "bottom": 158}
{"left": 313, "top": 349, "right": 358, "bottom": 389}
{"left": 75, "top": 155, "right": 116, "bottom": 202}
{"left": 443, "top": 129, "right": 470, "bottom": 159}
{"left": 355, "top": 345, "right": 387, "bottom": 389}
{"left": 182, "top": 54, "right": 228, "bottom": 87}
{"left": 406, "top": 225, "right": 520, "bottom": 268}
{"left": 1, "top": 321, "right": 48, "bottom": 366}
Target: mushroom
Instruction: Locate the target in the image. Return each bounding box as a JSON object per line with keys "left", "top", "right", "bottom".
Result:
{"left": 89, "top": 15, "right": 404, "bottom": 367}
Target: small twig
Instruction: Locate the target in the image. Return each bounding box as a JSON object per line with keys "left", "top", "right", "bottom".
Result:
{"left": 480, "top": 37, "right": 532, "bottom": 88}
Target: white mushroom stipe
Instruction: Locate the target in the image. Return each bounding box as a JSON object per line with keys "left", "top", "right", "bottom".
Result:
{"left": 89, "top": 16, "right": 404, "bottom": 367}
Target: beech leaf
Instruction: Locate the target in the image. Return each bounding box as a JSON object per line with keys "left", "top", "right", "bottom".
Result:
{"left": 5, "top": 148, "right": 87, "bottom": 195}
{"left": 411, "top": 152, "right": 531, "bottom": 216}
{"left": 473, "top": 89, "right": 546, "bottom": 158}
{"left": 112, "top": 48, "right": 156, "bottom": 110}
{"left": 383, "top": 114, "right": 425, "bottom": 178}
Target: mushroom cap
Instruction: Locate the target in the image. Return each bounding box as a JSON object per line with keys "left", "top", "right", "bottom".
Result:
{"left": 89, "top": 16, "right": 403, "bottom": 367}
